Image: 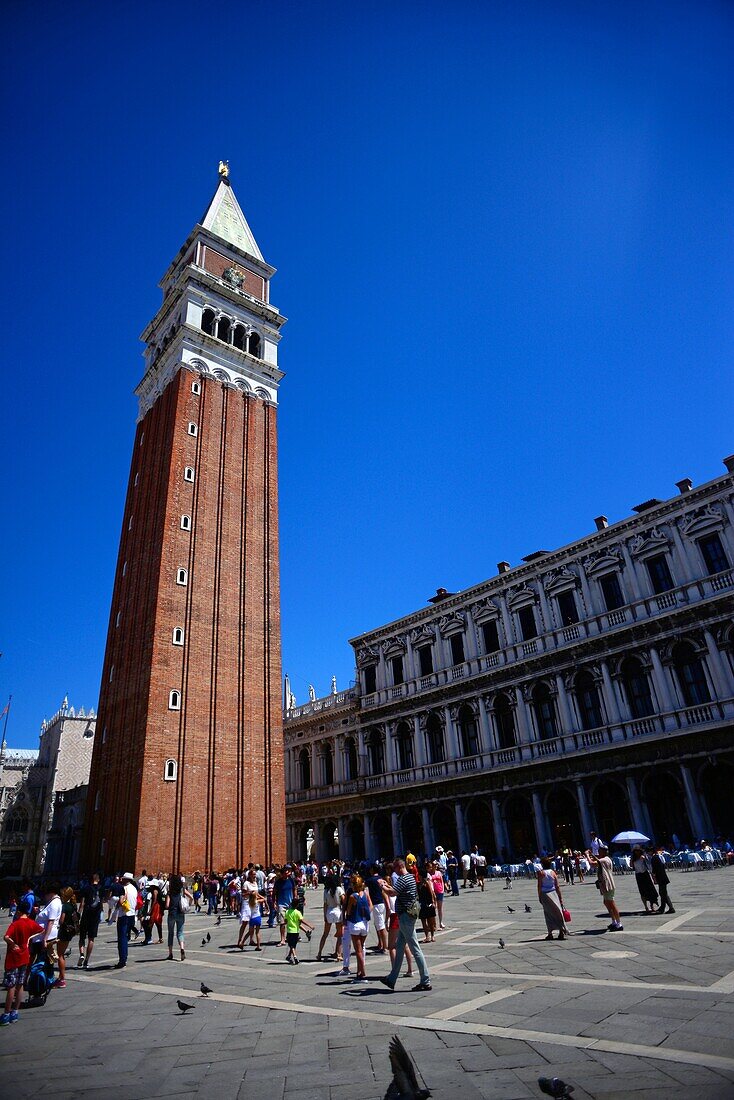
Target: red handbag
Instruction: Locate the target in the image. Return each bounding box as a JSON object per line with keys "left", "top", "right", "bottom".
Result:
{"left": 562, "top": 907, "right": 572, "bottom": 922}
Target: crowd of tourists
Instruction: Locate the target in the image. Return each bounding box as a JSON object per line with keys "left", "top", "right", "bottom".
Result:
{"left": 3, "top": 832, "right": 732, "bottom": 1027}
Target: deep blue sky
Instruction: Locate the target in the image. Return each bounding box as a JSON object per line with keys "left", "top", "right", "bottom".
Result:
{"left": 3, "top": 2, "right": 733, "bottom": 748}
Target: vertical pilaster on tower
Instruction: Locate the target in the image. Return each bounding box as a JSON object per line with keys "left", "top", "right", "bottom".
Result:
{"left": 83, "top": 168, "right": 287, "bottom": 873}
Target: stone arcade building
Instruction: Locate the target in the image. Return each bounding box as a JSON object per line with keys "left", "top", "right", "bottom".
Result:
{"left": 284, "top": 457, "right": 734, "bottom": 863}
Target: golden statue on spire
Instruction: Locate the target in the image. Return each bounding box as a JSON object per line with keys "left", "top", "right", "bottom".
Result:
{"left": 218, "top": 160, "right": 230, "bottom": 180}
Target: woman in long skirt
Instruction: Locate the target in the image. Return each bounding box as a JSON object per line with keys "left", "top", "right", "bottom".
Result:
{"left": 631, "top": 846, "right": 659, "bottom": 912}
{"left": 537, "top": 858, "right": 567, "bottom": 941}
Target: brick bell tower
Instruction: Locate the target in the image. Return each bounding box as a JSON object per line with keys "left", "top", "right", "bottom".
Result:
{"left": 83, "top": 164, "right": 287, "bottom": 873}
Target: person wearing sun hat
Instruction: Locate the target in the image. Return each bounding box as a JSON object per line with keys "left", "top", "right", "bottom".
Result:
{"left": 115, "top": 873, "right": 138, "bottom": 969}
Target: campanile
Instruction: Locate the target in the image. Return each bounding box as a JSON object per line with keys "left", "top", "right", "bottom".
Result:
{"left": 83, "top": 165, "right": 287, "bottom": 872}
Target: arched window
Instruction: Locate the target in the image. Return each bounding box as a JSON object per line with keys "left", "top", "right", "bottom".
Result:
{"left": 322, "top": 743, "right": 334, "bottom": 786}
{"left": 673, "top": 642, "right": 711, "bottom": 707}
{"left": 168, "top": 690, "right": 181, "bottom": 710}
{"left": 187, "top": 422, "right": 198, "bottom": 437}
{"left": 4, "top": 808, "right": 28, "bottom": 835}
{"left": 172, "top": 627, "right": 184, "bottom": 646}
{"left": 458, "top": 703, "right": 480, "bottom": 757}
{"left": 191, "top": 381, "right": 201, "bottom": 395}
{"left": 395, "top": 721, "right": 414, "bottom": 769}
{"left": 217, "top": 316, "right": 231, "bottom": 343}
{"left": 164, "top": 759, "right": 178, "bottom": 781}
{"left": 232, "top": 326, "right": 246, "bottom": 351}
{"left": 366, "top": 729, "right": 385, "bottom": 776}
{"left": 494, "top": 693, "right": 516, "bottom": 749}
{"left": 180, "top": 515, "right": 191, "bottom": 531}
{"left": 575, "top": 670, "right": 604, "bottom": 730}
{"left": 620, "top": 657, "right": 655, "bottom": 718}
{"left": 201, "top": 308, "right": 215, "bottom": 336}
{"left": 184, "top": 466, "right": 195, "bottom": 483}
{"left": 344, "top": 737, "right": 358, "bottom": 781}
{"left": 299, "top": 748, "right": 311, "bottom": 789}
{"left": 176, "top": 568, "right": 187, "bottom": 585}
{"left": 248, "top": 332, "right": 261, "bottom": 358}
{"left": 426, "top": 712, "right": 445, "bottom": 764}
{"left": 532, "top": 683, "right": 558, "bottom": 740}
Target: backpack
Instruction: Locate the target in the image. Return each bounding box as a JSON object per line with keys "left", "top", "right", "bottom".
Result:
{"left": 136, "top": 892, "right": 144, "bottom": 912}
{"left": 62, "top": 907, "right": 80, "bottom": 938}
{"left": 26, "top": 957, "right": 54, "bottom": 1002}
{"left": 88, "top": 885, "right": 101, "bottom": 909}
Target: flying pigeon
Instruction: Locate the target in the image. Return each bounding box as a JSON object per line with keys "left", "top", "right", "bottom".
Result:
{"left": 498, "top": 938, "right": 505, "bottom": 949}
{"left": 507, "top": 906, "right": 515, "bottom": 913}
{"left": 538, "top": 1077, "right": 575, "bottom": 1098}
{"left": 177, "top": 1000, "right": 194, "bottom": 1014}
{"left": 385, "top": 1034, "right": 431, "bottom": 1100}
{"left": 525, "top": 904, "right": 532, "bottom": 913}
{"left": 206, "top": 932, "right": 211, "bottom": 942}
{"left": 200, "top": 982, "right": 213, "bottom": 997}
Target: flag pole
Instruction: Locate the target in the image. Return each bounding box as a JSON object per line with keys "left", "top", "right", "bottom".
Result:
{"left": 0, "top": 695, "right": 11, "bottom": 759}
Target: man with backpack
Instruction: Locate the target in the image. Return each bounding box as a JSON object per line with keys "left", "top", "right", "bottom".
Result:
{"left": 78, "top": 873, "right": 103, "bottom": 969}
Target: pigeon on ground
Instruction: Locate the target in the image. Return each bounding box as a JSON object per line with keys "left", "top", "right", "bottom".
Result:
{"left": 385, "top": 1034, "right": 431, "bottom": 1100}
{"left": 498, "top": 939, "right": 505, "bottom": 949}
{"left": 507, "top": 906, "right": 515, "bottom": 913}
{"left": 538, "top": 1077, "right": 574, "bottom": 1098}
{"left": 201, "top": 938, "right": 207, "bottom": 947}
{"left": 525, "top": 904, "right": 532, "bottom": 913}
{"left": 216, "top": 915, "right": 222, "bottom": 926}
{"left": 177, "top": 1000, "right": 194, "bottom": 1014}
{"left": 305, "top": 930, "right": 312, "bottom": 941}
{"left": 206, "top": 932, "right": 211, "bottom": 942}
{"left": 200, "top": 982, "right": 213, "bottom": 997}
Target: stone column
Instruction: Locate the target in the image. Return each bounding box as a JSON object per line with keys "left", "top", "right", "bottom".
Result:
{"left": 575, "top": 781, "right": 594, "bottom": 843}
{"left": 600, "top": 661, "right": 622, "bottom": 726}
{"left": 680, "top": 764, "right": 708, "bottom": 843}
{"left": 491, "top": 797, "right": 509, "bottom": 862}
{"left": 363, "top": 813, "right": 375, "bottom": 859}
{"left": 620, "top": 542, "right": 644, "bottom": 602}
{"left": 514, "top": 687, "right": 533, "bottom": 744}
{"left": 703, "top": 629, "right": 732, "bottom": 701}
{"left": 554, "top": 674, "right": 575, "bottom": 735}
{"left": 499, "top": 597, "right": 515, "bottom": 648}
{"left": 532, "top": 790, "right": 550, "bottom": 853}
{"left": 443, "top": 706, "right": 460, "bottom": 761}
{"left": 421, "top": 806, "right": 434, "bottom": 856}
{"left": 383, "top": 725, "right": 397, "bottom": 773}
{"left": 670, "top": 523, "right": 695, "bottom": 584}
{"left": 477, "top": 695, "right": 493, "bottom": 753}
{"left": 649, "top": 646, "right": 676, "bottom": 715}
{"left": 413, "top": 715, "right": 427, "bottom": 766}
{"left": 625, "top": 774, "right": 654, "bottom": 839}
{"left": 454, "top": 801, "right": 469, "bottom": 853}
{"left": 578, "top": 568, "right": 596, "bottom": 620}
{"left": 338, "top": 816, "right": 351, "bottom": 862}
{"left": 333, "top": 738, "right": 345, "bottom": 783}
{"left": 391, "top": 810, "right": 402, "bottom": 857}
{"left": 537, "top": 588, "right": 552, "bottom": 638}
{"left": 464, "top": 608, "right": 479, "bottom": 661}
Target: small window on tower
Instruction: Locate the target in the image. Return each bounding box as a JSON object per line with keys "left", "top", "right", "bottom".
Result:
{"left": 122, "top": 560, "right": 127, "bottom": 576}
{"left": 128, "top": 515, "right": 133, "bottom": 530}
{"left": 134, "top": 472, "right": 139, "bottom": 486}
{"left": 191, "top": 381, "right": 201, "bottom": 395}
{"left": 172, "top": 627, "right": 184, "bottom": 646}
{"left": 139, "top": 432, "right": 145, "bottom": 447}
{"left": 115, "top": 611, "right": 121, "bottom": 628}
{"left": 168, "top": 690, "right": 181, "bottom": 711}
{"left": 184, "top": 467, "right": 195, "bottom": 483}
{"left": 102, "top": 726, "right": 107, "bottom": 743}
{"left": 176, "top": 568, "right": 188, "bottom": 585}
{"left": 94, "top": 792, "right": 101, "bottom": 811}
{"left": 248, "top": 332, "right": 261, "bottom": 358}
{"left": 217, "top": 316, "right": 231, "bottom": 343}
{"left": 109, "top": 665, "right": 114, "bottom": 683}
{"left": 180, "top": 515, "right": 191, "bottom": 531}
{"left": 201, "top": 309, "right": 215, "bottom": 336}
{"left": 164, "top": 759, "right": 178, "bottom": 781}
{"left": 187, "top": 422, "right": 198, "bottom": 437}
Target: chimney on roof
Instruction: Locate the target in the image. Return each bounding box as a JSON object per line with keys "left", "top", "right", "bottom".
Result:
{"left": 594, "top": 515, "right": 608, "bottom": 531}
{"left": 676, "top": 478, "right": 693, "bottom": 494}
{"left": 497, "top": 561, "right": 510, "bottom": 574}
{"left": 428, "top": 587, "right": 454, "bottom": 604}
{"left": 723, "top": 454, "right": 734, "bottom": 473}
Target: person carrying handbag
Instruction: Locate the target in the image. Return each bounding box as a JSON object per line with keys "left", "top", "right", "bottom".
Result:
{"left": 165, "top": 873, "right": 193, "bottom": 961}
{"left": 379, "top": 858, "right": 431, "bottom": 992}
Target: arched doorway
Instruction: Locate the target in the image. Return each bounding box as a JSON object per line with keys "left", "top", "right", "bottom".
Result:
{"left": 464, "top": 799, "right": 496, "bottom": 858}
{"left": 401, "top": 808, "right": 423, "bottom": 855}
{"left": 504, "top": 794, "right": 536, "bottom": 858}
{"left": 347, "top": 818, "right": 365, "bottom": 861}
{"left": 546, "top": 787, "right": 582, "bottom": 850}
{"left": 372, "top": 813, "right": 393, "bottom": 859}
{"left": 699, "top": 760, "right": 734, "bottom": 837}
{"left": 592, "top": 779, "right": 629, "bottom": 842}
{"left": 319, "top": 820, "right": 338, "bottom": 862}
{"left": 642, "top": 771, "right": 692, "bottom": 847}
{"left": 431, "top": 804, "right": 458, "bottom": 853}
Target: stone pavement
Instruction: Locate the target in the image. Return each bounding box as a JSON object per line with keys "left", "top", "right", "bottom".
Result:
{"left": 2, "top": 867, "right": 734, "bottom": 1099}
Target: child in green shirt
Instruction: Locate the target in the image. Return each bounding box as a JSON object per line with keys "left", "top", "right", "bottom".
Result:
{"left": 284, "top": 900, "right": 314, "bottom": 964}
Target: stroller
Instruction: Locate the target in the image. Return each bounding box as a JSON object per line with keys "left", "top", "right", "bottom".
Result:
{"left": 25, "top": 942, "right": 55, "bottom": 1006}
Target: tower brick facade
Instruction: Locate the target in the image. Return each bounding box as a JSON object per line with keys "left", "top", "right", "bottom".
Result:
{"left": 83, "top": 170, "right": 287, "bottom": 873}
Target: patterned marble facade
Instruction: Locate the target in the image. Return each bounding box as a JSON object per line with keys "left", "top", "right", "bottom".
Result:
{"left": 284, "top": 458, "right": 734, "bottom": 863}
